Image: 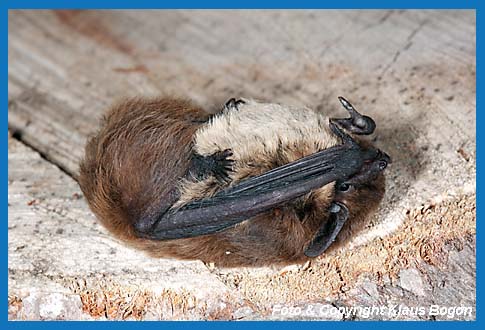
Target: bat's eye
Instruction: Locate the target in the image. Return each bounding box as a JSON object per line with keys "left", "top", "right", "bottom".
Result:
{"left": 338, "top": 183, "right": 352, "bottom": 192}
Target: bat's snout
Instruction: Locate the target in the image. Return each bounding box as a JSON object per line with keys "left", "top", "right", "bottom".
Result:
{"left": 345, "top": 148, "right": 391, "bottom": 186}
{"left": 377, "top": 150, "right": 392, "bottom": 170}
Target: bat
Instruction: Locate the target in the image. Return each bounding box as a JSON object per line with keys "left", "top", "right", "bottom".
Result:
{"left": 78, "top": 96, "right": 390, "bottom": 267}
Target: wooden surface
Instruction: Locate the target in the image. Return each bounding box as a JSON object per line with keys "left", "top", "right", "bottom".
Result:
{"left": 8, "top": 10, "right": 476, "bottom": 320}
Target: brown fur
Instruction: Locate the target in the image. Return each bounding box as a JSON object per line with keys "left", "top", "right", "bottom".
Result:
{"left": 79, "top": 98, "right": 385, "bottom": 267}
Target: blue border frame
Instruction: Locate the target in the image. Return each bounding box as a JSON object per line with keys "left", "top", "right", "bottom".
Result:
{"left": 477, "top": 3, "right": 481, "bottom": 327}
{"left": 3, "top": 0, "right": 479, "bottom": 328}
{"left": 1, "top": 1, "right": 480, "bottom": 9}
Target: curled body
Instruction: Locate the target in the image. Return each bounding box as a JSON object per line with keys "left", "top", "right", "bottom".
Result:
{"left": 79, "top": 97, "right": 388, "bottom": 267}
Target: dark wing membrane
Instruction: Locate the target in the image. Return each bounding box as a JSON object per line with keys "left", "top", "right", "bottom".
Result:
{"left": 146, "top": 144, "right": 374, "bottom": 240}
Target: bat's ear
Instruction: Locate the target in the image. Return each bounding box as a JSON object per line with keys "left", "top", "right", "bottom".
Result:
{"left": 329, "top": 122, "right": 359, "bottom": 147}
{"left": 304, "top": 202, "right": 349, "bottom": 257}
{"left": 331, "top": 96, "right": 376, "bottom": 135}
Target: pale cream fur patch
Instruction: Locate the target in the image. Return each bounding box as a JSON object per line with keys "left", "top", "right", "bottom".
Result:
{"left": 194, "top": 99, "right": 339, "bottom": 159}
{"left": 176, "top": 99, "right": 340, "bottom": 206}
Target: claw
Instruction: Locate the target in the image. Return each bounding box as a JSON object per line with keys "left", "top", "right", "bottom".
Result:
{"left": 220, "top": 149, "right": 234, "bottom": 158}
{"left": 211, "top": 149, "right": 234, "bottom": 184}
{"left": 224, "top": 98, "right": 246, "bottom": 111}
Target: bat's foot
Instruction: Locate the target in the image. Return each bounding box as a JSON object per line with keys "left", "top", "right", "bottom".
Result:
{"left": 189, "top": 149, "right": 234, "bottom": 183}
{"left": 304, "top": 202, "right": 349, "bottom": 258}
{"left": 224, "top": 98, "right": 246, "bottom": 111}
{"left": 331, "top": 96, "right": 376, "bottom": 135}
{"left": 211, "top": 149, "right": 235, "bottom": 183}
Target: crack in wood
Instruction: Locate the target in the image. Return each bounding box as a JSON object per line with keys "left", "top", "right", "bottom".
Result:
{"left": 381, "top": 19, "right": 429, "bottom": 76}
{"left": 9, "top": 127, "right": 75, "bottom": 180}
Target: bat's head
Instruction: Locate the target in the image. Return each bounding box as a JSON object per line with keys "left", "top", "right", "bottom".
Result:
{"left": 333, "top": 141, "right": 389, "bottom": 221}
{"left": 318, "top": 122, "right": 390, "bottom": 252}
